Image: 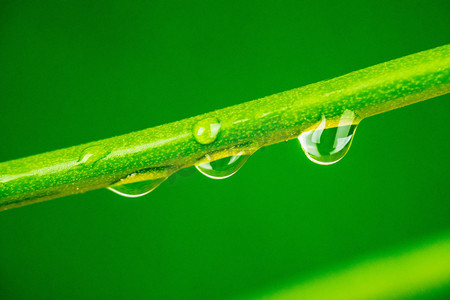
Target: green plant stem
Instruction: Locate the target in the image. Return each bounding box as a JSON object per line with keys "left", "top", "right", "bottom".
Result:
{"left": 1, "top": 44, "right": 449, "bottom": 211}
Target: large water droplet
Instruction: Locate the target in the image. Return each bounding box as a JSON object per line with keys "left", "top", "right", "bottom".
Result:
{"left": 78, "top": 145, "right": 109, "bottom": 167}
{"left": 196, "top": 151, "right": 250, "bottom": 179}
{"left": 108, "top": 177, "right": 167, "bottom": 198}
{"left": 298, "top": 110, "right": 358, "bottom": 165}
{"left": 193, "top": 117, "right": 221, "bottom": 144}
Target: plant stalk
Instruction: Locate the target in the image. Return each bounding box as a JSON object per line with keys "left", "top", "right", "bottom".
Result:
{"left": 1, "top": 44, "right": 449, "bottom": 211}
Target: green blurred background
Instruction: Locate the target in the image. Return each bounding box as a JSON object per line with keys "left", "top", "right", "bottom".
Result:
{"left": 1, "top": 1, "right": 449, "bottom": 299}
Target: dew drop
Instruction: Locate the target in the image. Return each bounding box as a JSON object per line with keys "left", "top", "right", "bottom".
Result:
{"left": 193, "top": 117, "right": 221, "bottom": 145}
{"left": 78, "top": 145, "right": 109, "bottom": 167}
{"left": 298, "top": 110, "right": 358, "bottom": 165}
{"left": 196, "top": 151, "right": 250, "bottom": 179}
{"left": 108, "top": 177, "right": 167, "bottom": 198}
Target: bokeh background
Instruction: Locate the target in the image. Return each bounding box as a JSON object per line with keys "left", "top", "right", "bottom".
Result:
{"left": 0, "top": 1, "right": 449, "bottom": 299}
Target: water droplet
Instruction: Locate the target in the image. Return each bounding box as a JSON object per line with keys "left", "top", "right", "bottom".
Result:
{"left": 193, "top": 117, "right": 221, "bottom": 144}
{"left": 298, "top": 110, "right": 358, "bottom": 165}
{"left": 108, "top": 177, "right": 167, "bottom": 198}
{"left": 196, "top": 151, "right": 250, "bottom": 179}
{"left": 78, "top": 145, "right": 109, "bottom": 167}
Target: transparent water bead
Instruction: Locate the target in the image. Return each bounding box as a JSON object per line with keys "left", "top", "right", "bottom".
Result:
{"left": 78, "top": 145, "right": 110, "bottom": 167}
{"left": 108, "top": 177, "right": 167, "bottom": 198}
{"left": 196, "top": 151, "right": 250, "bottom": 179}
{"left": 193, "top": 117, "right": 221, "bottom": 144}
{"left": 298, "top": 110, "right": 358, "bottom": 165}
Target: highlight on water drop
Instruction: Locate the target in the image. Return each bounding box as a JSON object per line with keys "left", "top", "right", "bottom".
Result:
{"left": 193, "top": 117, "right": 221, "bottom": 145}
{"left": 108, "top": 177, "right": 167, "bottom": 198}
{"left": 298, "top": 110, "right": 359, "bottom": 165}
{"left": 195, "top": 151, "right": 251, "bottom": 179}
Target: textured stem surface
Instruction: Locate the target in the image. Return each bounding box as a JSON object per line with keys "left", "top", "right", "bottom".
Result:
{"left": 1, "top": 44, "right": 449, "bottom": 211}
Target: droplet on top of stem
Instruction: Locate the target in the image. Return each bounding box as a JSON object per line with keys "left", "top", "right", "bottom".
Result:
{"left": 193, "top": 117, "right": 221, "bottom": 144}
{"left": 298, "top": 110, "right": 359, "bottom": 165}
{"left": 77, "top": 145, "right": 110, "bottom": 167}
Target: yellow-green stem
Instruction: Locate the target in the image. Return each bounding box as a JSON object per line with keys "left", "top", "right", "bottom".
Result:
{"left": 1, "top": 44, "right": 449, "bottom": 211}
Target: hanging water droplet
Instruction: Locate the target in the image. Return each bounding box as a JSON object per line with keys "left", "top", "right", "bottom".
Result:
{"left": 78, "top": 145, "right": 109, "bottom": 167}
{"left": 193, "top": 117, "right": 221, "bottom": 144}
{"left": 108, "top": 177, "right": 167, "bottom": 198}
{"left": 298, "top": 110, "right": 359, "bottom": 165}
{"left": 196, "top": 151, "right": 250, "bottom": 179}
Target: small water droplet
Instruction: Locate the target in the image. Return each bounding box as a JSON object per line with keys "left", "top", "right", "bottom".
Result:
{"left": 298, "top": 110, "right": 358, "bottom": 165}
{"left": 193, "top": 117, "right": 221, "bottom": 144}
{"left": 196, "top": 151, "right": 250, "bottom": 179}
{"left": 78, "top": 145, "right": 109, "bottom": 167}
{"left": 108, "top": 177, "right": 167, "bottom": 198}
